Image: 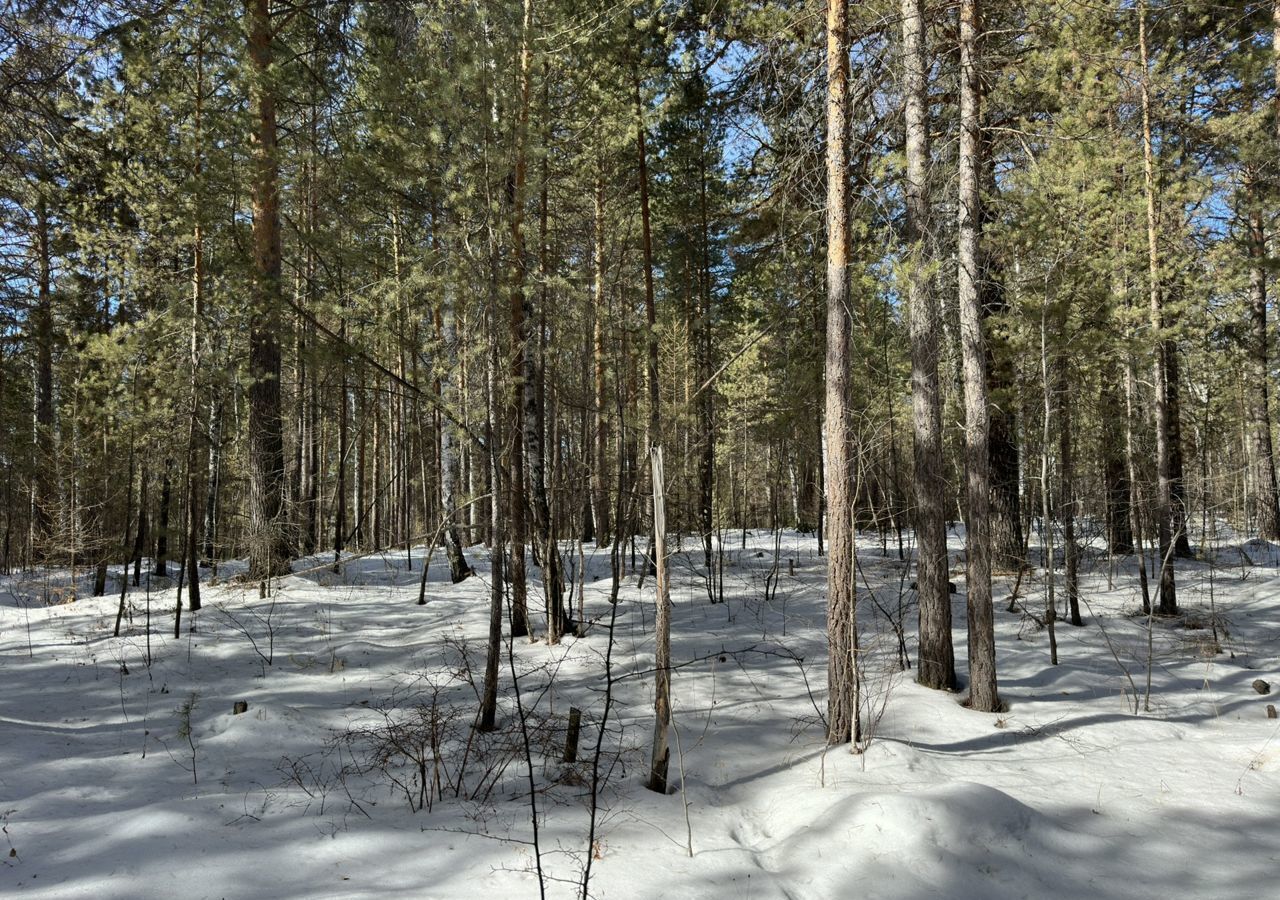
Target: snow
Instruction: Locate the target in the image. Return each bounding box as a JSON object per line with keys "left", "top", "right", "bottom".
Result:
{"left": 2, "top": 530, "right": 1279, "bottom": 899}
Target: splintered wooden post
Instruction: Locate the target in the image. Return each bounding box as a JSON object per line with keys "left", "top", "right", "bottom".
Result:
{"left": 563, "top": 707, "right": 582, "bottom": 762}
{"left": 647, "top": 445, "right": 672, "bottom": 793}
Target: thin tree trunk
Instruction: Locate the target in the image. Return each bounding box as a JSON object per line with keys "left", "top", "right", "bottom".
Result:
{"left": 203, "top": 395, "right": 221, "bottom": 563}
{"left": 506, "top": 0, "right": 534, "bottom": 641}
{"left": 636, "top": 66, "right": 662, "bottom": 579}
{"left": 1101, "top": 370, "right": 1134, "bottom": 553}
{"left": 439, "top": 307, "right": 474, "bottom": 583}
{"left": 185, "top": 10, "right": 206, "bottom": 612}
{"left": 1058, "top": 364, "right": 1080, "bottom": 626}
{"left": 155, "top": 460, "right": 171, "bottom": 577}
{"left": 334, "top": 319, "right": 348, "bottom": 573}
{"left": 1245, "top": 172, "right": 1280, "bottom": 538}
{"left": 646, "top": 447, "right": 671, "bottom": 792}
{"left": 529, "top": 58, "right": 567, "bottom": 639}
{"left": 32, "top": 196, "right": 54, "bottom": 552}
{"left": 479, "top": 307, "right": 507, "bottom": 732}
{"left": 591, "top": 164, "right": 611, "bottom": 544}
{"left": 1040, "top": 315, "right": 1059, "bottom": 665}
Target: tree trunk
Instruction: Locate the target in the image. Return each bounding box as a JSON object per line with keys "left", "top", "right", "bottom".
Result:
{"left": 479, "top": 306, "right": 507, "bottom": 732}
{"left": 824, "top": 0, "right": 860, "bottom": 745}
{"left": 697, "top": 141, "right": 716, "bottom": 572}
{"left": 903, "top": 0, "right": 955, "bottom": 691}
{"left": 155, "top": 460, "right": 171, "bottom": 577}
{"left": 1101, "top": 368, "right": 1134, "bottom": 553}
{"left": 439, "top": 307, "right": 474, "bottom": 583}
{"left": 958, "top": 0, "right": 1000, "bottom": 711}
{"left": 246, "top": 0, "right": 291, "bottom": 579}
{"left": 203, "top": 395, "right": 221, "bottom": 563}
{"left": 1138, "top": 0, "right": 1178, "bottom": 614}
{"left": 1245, "top": 172, "right": 1280, "bottom": 539}
{"left": 646, "top": 447, "right": 672, "bottom": 792}
{"left": 530, "top": 59, "right": 567, "bottom": 639}
{"left": 31, "top": 197, "right": 54, "bottom": 552}
{"left": 982, "top": 148, "right": 1024, "bottom": 574}
{"left": 334, "top": 319, "right": 348, "bottom": 572}
{"left": 507, "top": 0, "right": 534, "bottom": 641}
{"left": 1058, "top": 364, "right": 1081, "bottom": 626}
{"left": 591, "top": 165, "right": 611, "bottom": 544}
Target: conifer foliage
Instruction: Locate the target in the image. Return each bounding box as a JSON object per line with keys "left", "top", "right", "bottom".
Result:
{"left": 2, "top": 0, "right": 1278, "bottom": 738}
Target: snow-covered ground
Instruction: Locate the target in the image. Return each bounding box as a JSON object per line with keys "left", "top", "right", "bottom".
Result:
{"left": 2, "top": 528, "right": 1278, "bottom": 899}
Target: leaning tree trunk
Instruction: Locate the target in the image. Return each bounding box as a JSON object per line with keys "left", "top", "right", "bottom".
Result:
{"left": 903, "top": 0, "right": 955, "bottom": 692}
{"left": 246, "top": 0, "right": 292, "bottom": 579}
{"left": 823, "top": 0, "right": 860, "bottom": 746}
{"left": 958, "top": 0, "right": 1000, "bottom": 711}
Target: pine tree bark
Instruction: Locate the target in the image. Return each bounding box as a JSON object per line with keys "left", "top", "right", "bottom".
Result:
{"left": 31, "top": 196, "right": 54, "bottom": 552}
{"left": 1138, "top": 0, "right": 1178, "bottom": 613}
{"left": 334, "top": 317, "right": 348, "bottom": 572}
{"left": 697, "top": 142, "right": 715, "bottom": 572}
{"left": 903, "top": 0, "right": 955, "bottom": 691}
{"left": 1058, "top": 365, "right": 1081, "bottom": 626}
{"left": 1245, "top": 172, "right": 1280, "bottom": 539}
{"left": 507, "top": 0, "right": 534, "bottom": 641}
{"left": 591, "top": 165, "right": 612, "bottom": 545}
{"left": 155, "top": 460, "right": 171, "bottom": 577}
{"left": 246, "top": 0, "right": 291, "bottom": 579}
{"left": 646, "top": 447, "right": 672, "bottom": 792}
{"left": 203, "top": 395, "right": 221, "bottom": 562}
{"left": 1101, "top": 368, "right": 1134, "bottom": 553}
{"left": 824, "top": 0, "right": 860, "bottom": 745}
{"left": 981, "top": 150, "right": 1024, "bottom": 574}
{"left": 958, "top": 0, "right": 999, "bottom": 710}
{"left": 636, "top": 67, "right": 663, "bottom": 580}
{"left": 184, "top": 13, "right": 206, "bottom": 612}
{"left": 438, "top": 307, "right": 474, "bottom": 583}
{"left": 529, "top": 60, "right": 567, "bottom": 639}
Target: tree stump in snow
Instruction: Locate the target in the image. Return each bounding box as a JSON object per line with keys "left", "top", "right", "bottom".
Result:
{"left": 233, "top": 701, "right": 249, "bottom": 715}
{"left": 1266, "top": 705, "right": 1277, "bottom": 719}
{"left": 1252, "top": 679, "right": 1271, "bottom": 695}
{"left": 563, "top": 707, "right": 581, "bottom": 763}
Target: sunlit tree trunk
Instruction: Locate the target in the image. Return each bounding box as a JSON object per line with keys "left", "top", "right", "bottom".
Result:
{"left": 824, "top": 0, "right": 860, "bottom": 745}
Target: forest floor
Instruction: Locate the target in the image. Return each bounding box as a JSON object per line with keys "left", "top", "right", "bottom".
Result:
{"left": 2, "top": 526, "right": 1279, "bottom": 899}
